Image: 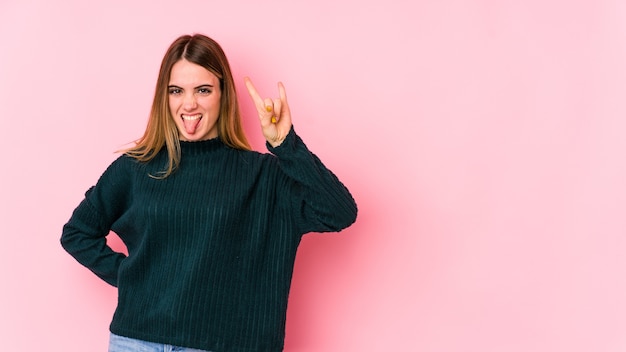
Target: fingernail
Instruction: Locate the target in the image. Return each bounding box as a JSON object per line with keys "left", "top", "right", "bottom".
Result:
{"left": 271, "top": 116, "right": 277, "bottom": 123}
{"left": 265, "top": 106, "right": 273, "bottom": 112}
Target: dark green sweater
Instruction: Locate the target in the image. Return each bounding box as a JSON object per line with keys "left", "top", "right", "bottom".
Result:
{"left": 61, "top": 127, "right": 357, "bottom": 351}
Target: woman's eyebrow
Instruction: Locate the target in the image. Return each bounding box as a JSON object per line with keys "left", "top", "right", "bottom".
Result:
{"left": 167, "top": 84, "right": 214, "bottom": 89}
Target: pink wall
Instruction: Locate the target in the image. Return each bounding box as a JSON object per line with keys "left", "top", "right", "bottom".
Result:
{"left": 2, "top": 0, "right": 626, "bottom": 350}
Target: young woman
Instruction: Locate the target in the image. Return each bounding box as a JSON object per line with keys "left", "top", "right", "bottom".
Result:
{"left": 60, "top": 33, "right": 357, "bottom": 352}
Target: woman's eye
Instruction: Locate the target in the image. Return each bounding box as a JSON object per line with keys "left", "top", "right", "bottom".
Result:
{"left": 197, "top": 88, "right": 212, "bottom": 95}
{"left": 168, "top": 88, "right": 182, "bottom": 95}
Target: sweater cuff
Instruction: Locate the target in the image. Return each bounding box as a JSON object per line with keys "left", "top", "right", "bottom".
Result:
{"left": 266, "top": 126, "right": 297, "bottom": 155}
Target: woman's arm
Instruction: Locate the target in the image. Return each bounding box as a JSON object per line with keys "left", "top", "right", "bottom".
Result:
{"left": 269, "top": 127, "right": 358, "bottom": 234}
{"left": 60, "top": 157, "right": 130, "bottom": 286}
{"left": 245, "top": 77, "right": 357, "bottom": 234}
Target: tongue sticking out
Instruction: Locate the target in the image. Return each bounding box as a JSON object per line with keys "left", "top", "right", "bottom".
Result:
{"left": 183, "top": 115, "right": 201, "bottom": 134}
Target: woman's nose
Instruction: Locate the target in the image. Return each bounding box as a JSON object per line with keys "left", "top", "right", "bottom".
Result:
{"left": 183, "top": 93, "right": 197, "bottom": 110}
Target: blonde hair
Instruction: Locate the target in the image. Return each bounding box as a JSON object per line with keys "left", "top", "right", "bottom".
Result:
{"left": 124, "top": 34, "right": 250, "bottom": 178}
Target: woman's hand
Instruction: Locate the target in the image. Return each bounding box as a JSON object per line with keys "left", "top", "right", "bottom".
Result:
{"left": 244, "top": 77, "right": 292, "bottom": 147}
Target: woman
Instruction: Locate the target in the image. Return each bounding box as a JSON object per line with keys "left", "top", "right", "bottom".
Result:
{"left": 60, "top": 33, "right": 357, "bottom": 352}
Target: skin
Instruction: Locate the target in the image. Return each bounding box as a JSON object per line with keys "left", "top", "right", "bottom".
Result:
{"left": 168, "top": 59, "right": 293, "bottom": 146}
{"left": 168, "top": 59, "right": 222, "bottom": 141}
{"left": 244, "top": 77, "right": 292, "bottom": 148}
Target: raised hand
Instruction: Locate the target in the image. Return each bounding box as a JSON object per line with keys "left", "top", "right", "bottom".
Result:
{"left": 244, "top": 77, "right": 292, "bottom": 147}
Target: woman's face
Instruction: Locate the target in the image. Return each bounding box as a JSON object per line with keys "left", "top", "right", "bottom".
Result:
{"left": 168, "top": 59, "right": 222, "bottom": 141}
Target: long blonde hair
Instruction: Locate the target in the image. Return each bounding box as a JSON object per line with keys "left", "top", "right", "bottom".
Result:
{"left": 124, "top": 34, "right": 251, "bottom": 178}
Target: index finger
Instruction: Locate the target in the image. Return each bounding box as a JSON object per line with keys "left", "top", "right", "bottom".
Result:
{"left": 244, "top": 77, "right": 264, "bottom": 107}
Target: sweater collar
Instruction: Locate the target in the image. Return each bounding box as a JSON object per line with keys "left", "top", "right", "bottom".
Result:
{"left": 179, "top": 137, "right": 225, "bottom": 155}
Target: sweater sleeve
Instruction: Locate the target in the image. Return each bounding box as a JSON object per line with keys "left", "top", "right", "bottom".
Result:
{"left": 60, "top": 156, "right": 130, "bottom": 286}
{"left": 268, "top": 127, "right": 358, "bottom": 235}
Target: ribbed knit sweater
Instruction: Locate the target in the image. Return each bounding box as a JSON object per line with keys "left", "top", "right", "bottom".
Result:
{"left": 60, "top": 127, "right": 357, "bottom": 352}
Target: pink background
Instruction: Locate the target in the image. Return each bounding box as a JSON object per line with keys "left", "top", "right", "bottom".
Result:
{"left": 2, "top": 0, "right": 626, "bottom": 351}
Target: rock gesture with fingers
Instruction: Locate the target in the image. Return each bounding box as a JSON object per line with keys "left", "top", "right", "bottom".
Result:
{"left": 244, "top": 77, "right": 292, "bottom": 147}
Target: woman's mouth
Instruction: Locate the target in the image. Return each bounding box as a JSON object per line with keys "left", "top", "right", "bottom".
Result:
{"left": 182, "top": 114, "right": 202, "bottom": 134}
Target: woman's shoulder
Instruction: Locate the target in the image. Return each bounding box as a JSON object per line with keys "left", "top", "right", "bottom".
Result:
{"left": 102, "top": 153, "right": 157, "bottom": 180}
{"left": 97, "top": 154, "right": 138, "bottom": 180}
{"left": 111, "top": 153, "right": 146, "bottom": 170}
{"left": 231, "top": 147, "right": 278, "bottom": 165}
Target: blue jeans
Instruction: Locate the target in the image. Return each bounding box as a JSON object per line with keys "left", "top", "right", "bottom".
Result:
{"left": 108, "top": 333, "right": 212, "bottom": 352}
